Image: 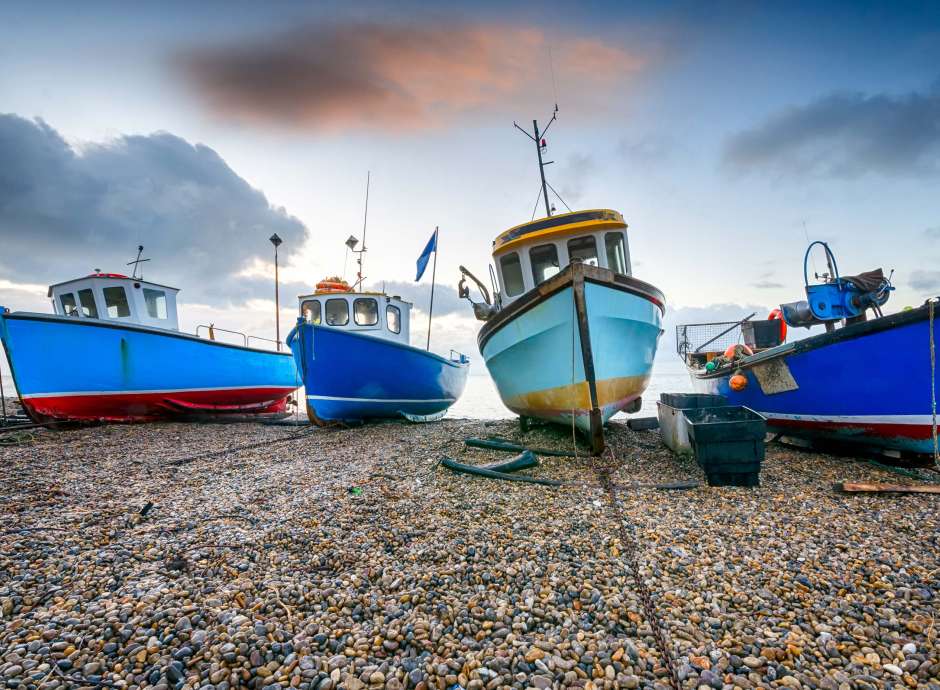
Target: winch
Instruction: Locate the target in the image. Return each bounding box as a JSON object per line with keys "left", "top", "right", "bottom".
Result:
{"left": 780, "top": 241, "right": 893, "bottom": 329}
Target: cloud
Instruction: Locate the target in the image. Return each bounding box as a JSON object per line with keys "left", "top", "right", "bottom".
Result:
{"left": 558, "top": 153, "right": 597, "bottom": 206}
{"left": 0, "top": 114, "right": 307, "bottom": 305}
{"left": 752, "top": 280, "right": 785, "bottom": 289}
{"left": 619, "top": 134, "right": 675, "bottom": 165}
{"left": 910, "top": 270, "right": 940, "bottom": 293}
{"left": 924, "top": 226, "right": 940, "bottom": 240}
{"left": 723, "top": 81, "right": 940, "bottom": 178}
{"left": 176, "top": 21, "right": 644, "bottom": 132}
{"left": 370, "top": 281, "right": 468, "bottom": 319}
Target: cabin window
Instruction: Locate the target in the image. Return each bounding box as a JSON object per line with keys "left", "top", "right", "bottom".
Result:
{"left": 354, "top": 298, "right": 378, "bottom": 326}
{"left": 605, "top": 233, "right": 628, "bottom": 275}
{"left": 144, "top": 289, "right": 168, "bottom": 319}
{"left": 530, "top": 243, "right": 560, "bottom": 283}
{"left": 302, "top": 300, "right": 321, "bottom": 324}
{"left": 78, "top": 289, "right": 98, "bottom": 318}
{"left": 103, "top": 286, "right": 131, "bottom": 318}
{"left": 387, "top": 305, "right": 401, "bottom": 334}
{"left": 325, "top": 298, "right": 349, "bottom": 326}
{"left": 567, "top": 236, "right": 598, "bottom": 266}
{"left": 499, "top": 252, "right": 525, "bottom": 297}
{"left": 59, "top": 292, "right": 78, "bottom": 316}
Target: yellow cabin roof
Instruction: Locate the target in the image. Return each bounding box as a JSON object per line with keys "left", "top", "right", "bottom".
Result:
{"left": 493, "top": 209, "right": 627, "bottom": 254}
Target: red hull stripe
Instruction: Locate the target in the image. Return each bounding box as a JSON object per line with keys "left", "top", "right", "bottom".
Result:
{"left": 22, "top": 386, "right": 295, "bottom": 422}
{"left": 768, "top": 417, "right": 933, "bottom": 440}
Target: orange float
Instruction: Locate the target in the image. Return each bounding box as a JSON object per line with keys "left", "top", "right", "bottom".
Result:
{"left": 767, "top": 308, "right": 787, "bottom": 342}
{"left": 729, "top": 373, "right": 748, "bottom": 391}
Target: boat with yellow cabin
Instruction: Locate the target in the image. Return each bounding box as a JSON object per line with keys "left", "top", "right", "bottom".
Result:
{"left": 459, "top": 115, "right": 665, "bottom": 453}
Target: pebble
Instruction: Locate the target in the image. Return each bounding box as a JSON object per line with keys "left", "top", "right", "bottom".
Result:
{"left": 0, "top": 417, "right": 936, "bottom": 690}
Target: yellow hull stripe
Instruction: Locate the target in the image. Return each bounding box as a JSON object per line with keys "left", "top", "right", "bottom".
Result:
{"left": 504, "top": 374, "right": 650, "bottom": 414}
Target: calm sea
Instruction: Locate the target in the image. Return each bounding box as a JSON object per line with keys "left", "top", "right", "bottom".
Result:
{"left": 1, "top": 346, "right": 691, "bottom": 420}
{"left": 448, "top": 354, "right": 692, "bottom": 420}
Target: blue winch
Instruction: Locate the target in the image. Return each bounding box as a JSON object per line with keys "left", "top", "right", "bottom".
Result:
{"left": 780, "top": 241, "right": 893, "bottom": 328}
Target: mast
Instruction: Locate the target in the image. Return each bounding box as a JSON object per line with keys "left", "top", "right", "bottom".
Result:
{"left": 533, "top": 120, "right": 551, "bottom": 217}
{"left": 356, "top": 171, "right": 371, "bottom": 289}
{"left": 514, "top": 106, "right": 558, "bottom": 218}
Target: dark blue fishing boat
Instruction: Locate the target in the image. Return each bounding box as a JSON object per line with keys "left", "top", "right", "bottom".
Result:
{"left": 287, "top": 280, "right": 468, "bottom": 423}
{"left": 679, "top": 242, "right": 939, "bottom": 456}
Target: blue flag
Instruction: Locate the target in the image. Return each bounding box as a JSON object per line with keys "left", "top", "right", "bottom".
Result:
{"left": 415, "top": 228, "right": 438, "bottom": 281}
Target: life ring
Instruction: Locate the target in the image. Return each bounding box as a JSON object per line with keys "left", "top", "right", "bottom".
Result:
{"left": 768, "top": 308, "right": 787, "bottom": 341}
{"left": 315, "top": 279, "right": 351, "bottom": 292}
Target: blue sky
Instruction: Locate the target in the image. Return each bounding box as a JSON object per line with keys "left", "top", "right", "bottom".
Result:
{"left": 1, "top": 1, "right": 938, "bottom": 357}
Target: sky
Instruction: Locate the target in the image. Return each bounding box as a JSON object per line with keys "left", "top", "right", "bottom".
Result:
{"left": 1, "top": 0, "right": 939, "bottom": 363}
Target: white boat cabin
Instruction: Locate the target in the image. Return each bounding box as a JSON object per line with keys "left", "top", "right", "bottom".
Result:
{"left": 297, "top": 291, "right": 412, "bottom": 345}
{"left": 48, "top": 273, "right": 180, "bottom": 330}
{"left": 490, "top": 209, "right": 632, "bottom": 306}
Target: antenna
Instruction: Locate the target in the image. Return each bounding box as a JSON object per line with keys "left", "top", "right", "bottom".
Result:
{"left": 354, "top": 172, "right": 371, "bottom": 290}
{"left": 548, "top": 46, "right": 559, "bottom": 113}
{"left": 127, "top": 245, "right": 150, "bottom": 280}
{"left": 514, "top": 106, "right": 560, "bottom": 218}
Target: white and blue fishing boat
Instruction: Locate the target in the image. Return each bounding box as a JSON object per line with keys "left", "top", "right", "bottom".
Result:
{"left": 287, "top": 278, "right": 469, "bottom": 423}
{"left": 0, "top": 251, "right": 298, "bottom": 424}
{"left": 459, "top": 114, "right": 666, "bottom": 453}
{"left": 679, "top": 241, "right": 939, "bottom": 456}
{"left": 287, "top": 181, "right": 469, "bottom": 424}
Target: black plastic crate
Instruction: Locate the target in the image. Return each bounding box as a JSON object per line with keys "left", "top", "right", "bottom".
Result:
{"left": 742, "top": 320, "right": 784, "bottom": 349}
{"left": 706, "top": 470, "right": 760, "bottom": 487}
{"left": 683, "top": 406, "right": 767, "bottom": 487}
{"left": 659, "top": 393, "right": 727, "bottom": 409}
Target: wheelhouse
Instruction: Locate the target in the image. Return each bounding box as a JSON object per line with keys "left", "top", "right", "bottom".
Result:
{"left": 491, "top": 209, "right": 631, "bottom": 305}
{"left": 47, "top": 272, "right": 180, "bottom": 330}
{"left": 296, "top": 291, "right": 412, "bottom": 345}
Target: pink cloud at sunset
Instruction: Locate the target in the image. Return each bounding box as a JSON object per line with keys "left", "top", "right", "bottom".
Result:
{"left": 176, "top": 21, "right": 645, "bottom": 132}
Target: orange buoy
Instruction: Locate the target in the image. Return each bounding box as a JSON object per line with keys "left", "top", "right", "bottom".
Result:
{"left": 729, "top": 373, "right": 748, "bottom": 391}
{"left": 767, "top": 308, "right": 787, "bottom": 342}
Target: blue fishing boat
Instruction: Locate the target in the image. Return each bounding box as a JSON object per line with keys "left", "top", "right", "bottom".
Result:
{"left": 679, "top": 241, "right": 939, "bottom": 456}
{"left": 459, "top": 113, "right": 665, "bottom": 453}
{"left": 287, "top": 278, "right": 469, "bottom": 423}
{"left": 0, "top": 257, "right": 298, "bottom": 424}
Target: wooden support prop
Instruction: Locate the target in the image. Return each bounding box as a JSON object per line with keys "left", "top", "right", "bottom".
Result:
{"left": 836, "top": 482, "right": 940, "bottom": 495}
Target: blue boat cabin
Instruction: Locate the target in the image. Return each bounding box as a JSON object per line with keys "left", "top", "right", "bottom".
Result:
{"left": 491, "top": 210, "right": 632, "bottom": 306}
{"left": 47, "top": 273, "right": 181, "bottom": 331}
{"left": 297, "top": 291, "right": 412, "bottom": 344}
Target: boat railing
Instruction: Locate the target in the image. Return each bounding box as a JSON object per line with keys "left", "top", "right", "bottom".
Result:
{"left": 196, "top": 324, "right": 247, "bottom": 347}
{"left": 676, "top": 316, "right": 754, "bottom": 360}
{"left": 247, "top": 335, "right": 283, "bottom": 351}
{"left": 450, "top": 349, "right": 470, "bottom": 364}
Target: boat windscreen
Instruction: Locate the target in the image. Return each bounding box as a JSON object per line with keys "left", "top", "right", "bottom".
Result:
{"left": 568, "top": 236, "right": 599, "bottom": 266}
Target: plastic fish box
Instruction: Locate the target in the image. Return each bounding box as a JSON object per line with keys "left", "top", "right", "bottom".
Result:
{"left": 657, "top": 393, "right": 728, "bottom": 454}
{"left": 682, "top": 406, "right": 767, "bottom": 487}
{"left": 742, "top": 320, "right": 784, "bottom": 349}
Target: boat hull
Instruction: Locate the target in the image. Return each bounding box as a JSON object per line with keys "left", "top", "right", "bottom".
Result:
{"left": 479, "top": 263, "right": 664, "bottom": 453}
{"left": 0, "top": 311, "right": 298, "bottom": 423}
{"left": 288, "top": 322, "right": 469, "bottom": 423}
{"left": 690, "top": 303, "right": 940, "bottom": 454}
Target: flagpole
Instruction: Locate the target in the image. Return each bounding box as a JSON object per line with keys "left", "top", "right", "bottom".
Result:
{"left": 426, "top": 227, "right": 438, "bottom": 351}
